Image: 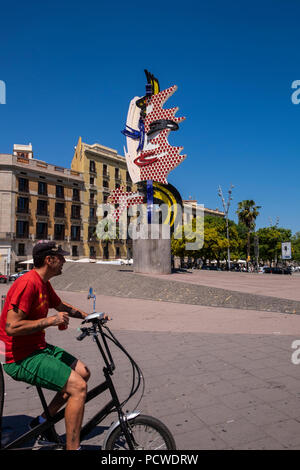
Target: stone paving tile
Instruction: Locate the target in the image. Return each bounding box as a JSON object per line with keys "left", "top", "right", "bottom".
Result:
{"left": 219, "top": 390, "right": 266, "bottom": 410}
{"left": 212, "top": 418, "right": 268, "bottom": 447}
{"left": 264, "top": 419, "right": 300, "bottom": 448}
{"left": 200, "top": 380, "right": 241, "bottom": 397}
{"left": 174, "top": 427, "right": 229, "bottom": 450}
{"left": 159, "top": 410, "right": 206, "bottom": 435}
{"left": 234, "top": 436, "right": 286, "bottom": 450}
{"left": 230, "top": 375, "right": 271, "bottom": 391}
{"left": 193, "top": 403, "right": 240, "bottom": 426}
{"left": 249, "top": 387, "right": 295, "bottom": 403}
{"left": 238, "top": 403, "right": 291, "bottom": 426}
{"left": 250, "top": 367, "right": 286, "bottom": 380}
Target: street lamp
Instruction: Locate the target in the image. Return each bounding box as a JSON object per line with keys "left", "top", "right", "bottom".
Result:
{"left": 218, "top": 184, "right": 234, "bottom": 271}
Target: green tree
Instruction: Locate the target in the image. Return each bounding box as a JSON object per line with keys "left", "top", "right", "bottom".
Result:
{"left": 172, "top": 215, "right": 243, "bottom": 266}
{"left": 256, "top": 226, "right": 292, "bottom": 264}
{"left": 236, "top": 200, "right": 261, "bottom": 265}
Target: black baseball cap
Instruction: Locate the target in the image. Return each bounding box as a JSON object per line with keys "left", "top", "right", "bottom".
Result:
{"left": 33, "top": 240, "right": 70, "bottom": 257}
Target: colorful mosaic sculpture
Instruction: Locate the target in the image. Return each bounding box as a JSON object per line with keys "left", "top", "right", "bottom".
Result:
{"left": 122, "top": 71, "right": 186, "bottom": 185}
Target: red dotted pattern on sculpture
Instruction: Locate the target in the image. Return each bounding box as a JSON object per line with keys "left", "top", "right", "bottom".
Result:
{"left": 140, "top": 85, "right": 186, "bottom": 184}
{"left": 107, "top": 186, "right": 144, "bottom": 221}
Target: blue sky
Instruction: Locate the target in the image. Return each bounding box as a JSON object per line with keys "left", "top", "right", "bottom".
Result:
{"left": 1, "top": 0, "right": 300, "bottom": 234}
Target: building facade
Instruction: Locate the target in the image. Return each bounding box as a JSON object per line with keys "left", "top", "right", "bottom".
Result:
{"left": 0, "top": 144, "right": 85, "bottom": 273}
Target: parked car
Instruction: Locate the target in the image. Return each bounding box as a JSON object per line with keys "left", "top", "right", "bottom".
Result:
{"left": 0, "top": 274, "right": 8, "bottom": 283}
{"left": 263, "top": 266, "right": 292, "bottom": 275}
{"left": 9, "top": 270, "right": 30, "bottom": 281}
{"left": 258, "top": 266, "right": 269, "bottom": 273}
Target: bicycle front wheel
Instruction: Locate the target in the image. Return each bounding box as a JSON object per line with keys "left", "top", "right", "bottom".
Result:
{"left": 105, "top": 414, "right": 176, "bottom": 450}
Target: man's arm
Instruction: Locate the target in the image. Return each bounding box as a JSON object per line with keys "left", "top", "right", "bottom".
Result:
{"left": 5, "top": 306, "right": 69, "bottom": 337}
{"left": 55, "top": 301, "right": 88, "bottom": 319}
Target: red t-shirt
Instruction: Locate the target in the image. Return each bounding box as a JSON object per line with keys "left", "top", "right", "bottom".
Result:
{"left": 0, "top": 270, "right": 61, "bottom": 363}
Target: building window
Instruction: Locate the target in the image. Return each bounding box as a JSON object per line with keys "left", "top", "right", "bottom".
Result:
{"left": 55, "top": 202, "right": 65, "bottom": 218}
{"left": 90, "top": 192, "right": 97, "bottom": 206}
{"left": 103, "top": 164, "right": 108, "bottom": 176}
{"left": 17, "top": 197, "right": 29, "bottom": 213}
{"left": 56, "top": 185, "right": 64, "bottom": 199}
{"left": 89, "top": 160, "right": 96, "bottom": 173}
{"left": 37, "top": 199, "right": 48, "bottom": 216}
{"left": 103, "top": 244, "right": 109, "bottom": 259}
{"left": 38, "top": 181, "right": 47, "bottom": 195}
{"left": 18, "top": 243, "right": 25, "bottom": 256}
{"left": 72, "top": 245, "right": 78, "bottom": 257}
{"left": 115, "top": 168, "right": 120, "bottom": 180}
{"left": 88, "top": 226, "right": 96, "bottom": 240}
{"left": 18, "top": 177, "right": 29, "bottom": 193}
{"left": 71, "top": 205, "right": 81, "bottom": 219}
{"left": 16, "top": 220, "right": 29, "bottom": 238}
{"left": 89, "top": 207, "right": 96, "bottom": 219}
{"left": 72, "top": 188, "right": 80, "bottom": 201}
{"left": 36, "top": 222, "right": 48, "bottom": 240}
{"left": 54, "top": 224, "right": 65, "bottom": 241}
{"left": 89, "top": 246, "right": 96, "bottom": 258}
{"left": 103, "top": 180, "right": 109, "bottom": 188}
{"left": 71, "top": 225, "right": 80, "bottom": 241}
{"left": 90, "top": 177, "right": 94, "bottom": 185}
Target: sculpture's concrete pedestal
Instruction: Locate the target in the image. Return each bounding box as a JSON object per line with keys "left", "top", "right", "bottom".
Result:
{"left": 133, "top": 226, "right": 171, "bottom": 274}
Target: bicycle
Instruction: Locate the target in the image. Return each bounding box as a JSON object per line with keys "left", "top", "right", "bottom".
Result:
{"left": 0, "top": 311, "right": 176, "bottom": 450}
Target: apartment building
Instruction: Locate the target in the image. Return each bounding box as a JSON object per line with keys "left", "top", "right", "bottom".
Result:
{"left": 0, "top": 144, "right": 85, "bottom": 273}
{"left": 71, "top": 137, "right": 136, "bottom": 260}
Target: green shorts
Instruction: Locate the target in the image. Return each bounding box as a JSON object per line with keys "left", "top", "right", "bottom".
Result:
{"left": 3, "top": 344, "right": 76, "bottom": 392}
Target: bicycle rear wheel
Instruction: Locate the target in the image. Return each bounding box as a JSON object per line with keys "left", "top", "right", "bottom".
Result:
{"left": 104, "top": 414, "right": 176, "bottom": 450}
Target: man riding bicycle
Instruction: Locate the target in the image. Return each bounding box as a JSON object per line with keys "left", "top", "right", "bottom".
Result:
{"left": 0, "top": 241, "right": 91, "bottom": 450}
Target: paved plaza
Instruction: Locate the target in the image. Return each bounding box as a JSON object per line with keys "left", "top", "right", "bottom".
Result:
{"left": 1, "top": 267, "right": 300, "bottom": 450}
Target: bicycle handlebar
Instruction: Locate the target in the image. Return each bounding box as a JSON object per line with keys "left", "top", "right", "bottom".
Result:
{"left": 76, "top": 328, "right": 89, "bottom": 341}
{"left": 81, "top": 312, "right": 110, "bottom": 324}
{"left": 76, "top": 312, "right": 111, "bottom": 341}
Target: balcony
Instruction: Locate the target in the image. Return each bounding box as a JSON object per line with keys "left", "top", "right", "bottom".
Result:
{"left": 35, "top": 233, "right": 48, "bottom": 240}
{"left": 53, "top": 234, "right": 65, "bottom": 241}
{"left": 36, "top": 211, "right": 48, "bottom": 217}
{"left": 16, "top": 232, "right": 29, "bottom": 239}
{"left": 16, "top": 208, "right": 29, "bottom": 216}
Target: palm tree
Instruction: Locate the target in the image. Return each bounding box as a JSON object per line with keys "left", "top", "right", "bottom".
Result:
{"left": 236, "top": 200, "right": 261, "bottom": 268}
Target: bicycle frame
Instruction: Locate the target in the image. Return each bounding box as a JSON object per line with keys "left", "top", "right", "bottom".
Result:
{"left": 1, "top": 315, "right": 142, "bottom": 450}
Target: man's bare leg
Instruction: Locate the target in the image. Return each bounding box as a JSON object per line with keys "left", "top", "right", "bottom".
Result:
{"left": 61, "top": 370, "right": 87, "bottom": 450}
{"left": 41, "top": 360, "right": 90, "bottom": 419}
